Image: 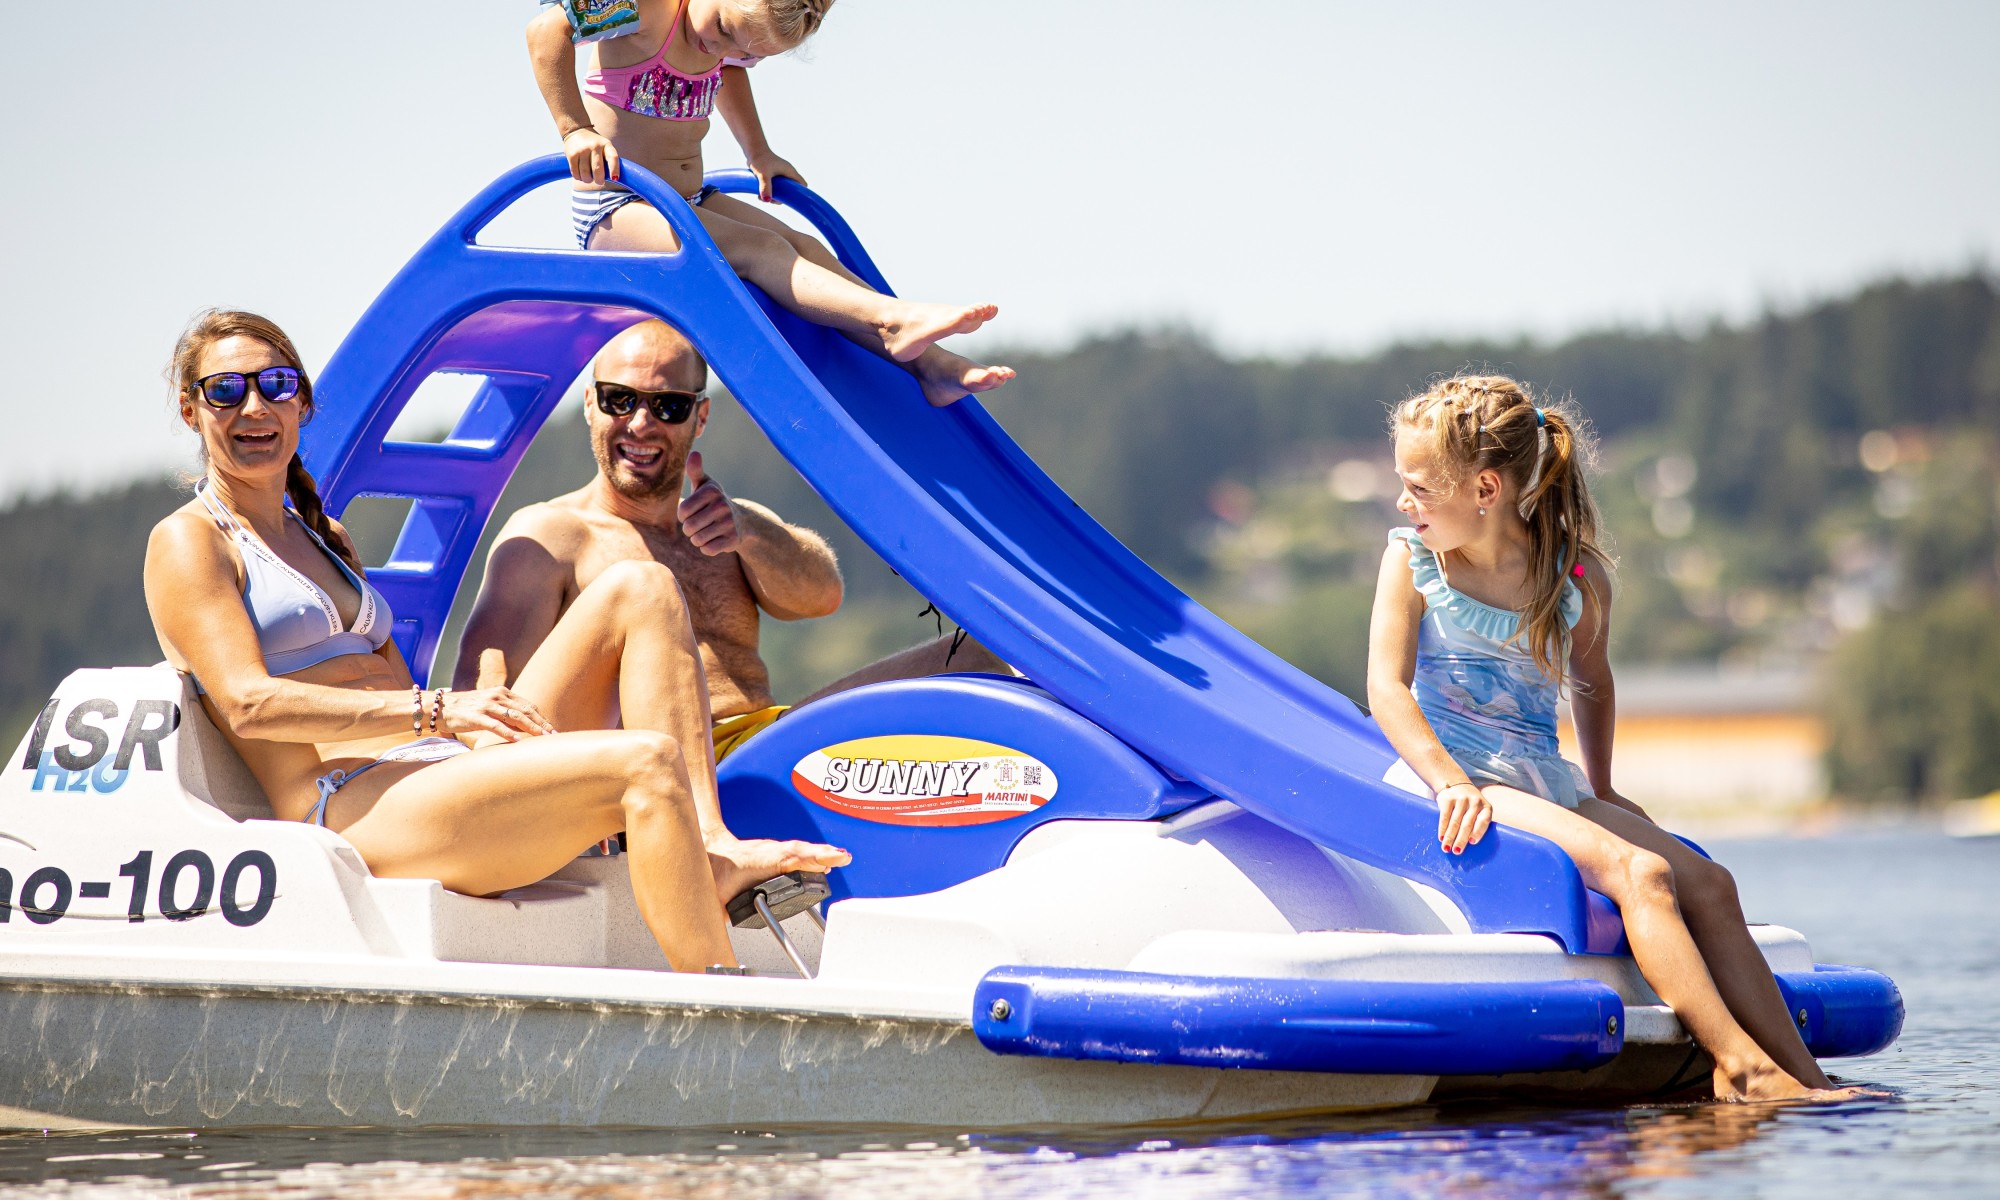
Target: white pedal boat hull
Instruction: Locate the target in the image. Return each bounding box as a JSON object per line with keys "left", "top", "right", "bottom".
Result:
{"left": 0, "top": 669, "right": 1885, "bottom": 1129}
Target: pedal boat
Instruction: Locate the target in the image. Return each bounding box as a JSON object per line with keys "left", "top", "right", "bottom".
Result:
{"left": 0, "top": 160, "right": 1903, "bottom": 1128}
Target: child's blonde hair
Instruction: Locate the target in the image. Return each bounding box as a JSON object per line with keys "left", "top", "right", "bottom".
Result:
{"left": 735, "top": 0, "right": 834, "bottom": 48}
{"left": 1392, "top": 374, "right": 1611, "bottom": 682}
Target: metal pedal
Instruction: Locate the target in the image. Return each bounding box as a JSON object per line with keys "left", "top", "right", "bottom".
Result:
{"left": 727, "top": 871, "right": 829, "bottom": 929}
{"left": 726, "top": 871, "right": 829, "bottom": 979}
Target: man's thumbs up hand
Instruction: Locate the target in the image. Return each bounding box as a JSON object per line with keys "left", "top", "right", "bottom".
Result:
{"left": 678, "top": 450, "right": 740, "bottom": 555}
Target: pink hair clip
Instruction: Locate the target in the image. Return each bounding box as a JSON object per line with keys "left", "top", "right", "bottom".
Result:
{"left": 1571, "top": 562, "right": 1586, "bottom": 577}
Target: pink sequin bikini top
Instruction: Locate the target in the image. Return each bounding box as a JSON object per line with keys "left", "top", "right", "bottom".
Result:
{"left": 582, "top": 0, "right": 725, "bottom": 121}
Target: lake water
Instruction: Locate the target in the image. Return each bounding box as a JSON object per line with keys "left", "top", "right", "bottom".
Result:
{"left": 4, "top": 830, "right": 1995, "bottom": 1198}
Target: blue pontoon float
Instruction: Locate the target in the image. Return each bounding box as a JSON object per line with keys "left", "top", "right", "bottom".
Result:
{"left": 0, "top": 159, "right": 1900, "bottom": 1128}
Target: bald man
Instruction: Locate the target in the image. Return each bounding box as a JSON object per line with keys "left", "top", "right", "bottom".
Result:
{"left": 455, "top": 321, "right": 1008, "bottom": 875}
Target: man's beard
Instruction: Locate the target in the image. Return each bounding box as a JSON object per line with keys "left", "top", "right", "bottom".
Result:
{"left": 595, "top": 438, "right": 679, "bottom": 499}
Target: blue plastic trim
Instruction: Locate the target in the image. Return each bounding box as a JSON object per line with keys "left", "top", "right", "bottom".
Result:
{"left": 973, "top": 966, "right": 1623, "bottom": 1076}
{"left": 1775, "top": 964, "right": 1906, "bottom": 1059}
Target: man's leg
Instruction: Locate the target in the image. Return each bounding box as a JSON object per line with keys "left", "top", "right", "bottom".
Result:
{"left": 507, "top": 559, "right": 850, "bottom": 900}
{"left": 791, "top": 633, "right": 1013, "bottom": 711}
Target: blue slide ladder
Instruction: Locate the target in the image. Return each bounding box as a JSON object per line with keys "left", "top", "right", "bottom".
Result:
{"left": 305, "top": 157, "right": 1609, "bottom": 953}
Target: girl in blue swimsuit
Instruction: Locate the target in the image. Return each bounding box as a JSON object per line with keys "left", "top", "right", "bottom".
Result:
{"left": 145, "top": 309, "right": 846, "bottom": 973}
{"left": 1366, "top": 374, "right": 1862, "bottom": 1103}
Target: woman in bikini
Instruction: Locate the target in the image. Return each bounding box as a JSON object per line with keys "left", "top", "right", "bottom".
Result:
{"left": 144, "top": 309, "right": 848, "bottom": 972}
{"left": 527, "top": 0, "right": 1014, "bottom": 407}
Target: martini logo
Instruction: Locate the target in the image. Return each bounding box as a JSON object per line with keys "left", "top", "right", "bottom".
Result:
{"left": 791, "top": 735, "right": 1058, "bottom": 827}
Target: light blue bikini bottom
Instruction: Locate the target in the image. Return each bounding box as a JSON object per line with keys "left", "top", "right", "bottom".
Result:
{"left": 309, "top": 737, "right": 470, "bottom": 827}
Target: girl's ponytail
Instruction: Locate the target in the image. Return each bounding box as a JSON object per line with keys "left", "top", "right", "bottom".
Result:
{"left": 1516, "top": 407, "right": 1608, "bottom": 684}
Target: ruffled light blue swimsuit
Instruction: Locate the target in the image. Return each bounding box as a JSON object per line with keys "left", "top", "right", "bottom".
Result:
{"left": 1390, "top": 527, "right": 1594, "bottom": 809}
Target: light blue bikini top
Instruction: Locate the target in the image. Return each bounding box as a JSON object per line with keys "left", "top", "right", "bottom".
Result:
{"left": 198, "top": 483, "right": 392, "bottom": 677}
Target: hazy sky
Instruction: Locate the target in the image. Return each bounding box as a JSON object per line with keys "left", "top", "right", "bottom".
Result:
{"left": 2, "top": 1, "right": 1995, "bottom": 498}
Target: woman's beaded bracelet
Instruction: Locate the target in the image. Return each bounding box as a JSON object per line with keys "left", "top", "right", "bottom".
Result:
{"left": 430, "top": 687, "right": 448, "bottom": 735}
{"left": 411, "top": 684, "right": 424, "bottom": 736}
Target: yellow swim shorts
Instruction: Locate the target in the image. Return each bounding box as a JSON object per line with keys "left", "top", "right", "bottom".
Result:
{"left": 712, "top": 705, "right": 790, "bottom": 762}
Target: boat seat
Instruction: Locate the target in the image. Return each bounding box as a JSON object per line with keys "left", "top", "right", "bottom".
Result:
{"left": 162, "top": 668, "right": 278, "bottom": 823}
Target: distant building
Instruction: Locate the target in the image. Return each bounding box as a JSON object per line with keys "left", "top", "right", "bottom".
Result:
{"left": 1557, "top": 666, "right": 1824, "bottom": 830}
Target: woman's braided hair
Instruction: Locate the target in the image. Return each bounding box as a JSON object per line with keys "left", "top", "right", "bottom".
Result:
{"left": 1392, "top": 374, "right": 1611, "bottom": 684}
{"left": 167, "top": 308, "right": 356, "bottom": 569}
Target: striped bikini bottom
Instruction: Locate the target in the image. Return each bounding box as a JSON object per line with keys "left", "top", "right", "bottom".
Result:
{"left": 571, "top": 184, "right": 719, "bottom": 249}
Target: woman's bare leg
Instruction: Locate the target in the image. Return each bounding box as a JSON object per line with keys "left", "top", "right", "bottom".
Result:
{"left": 1567, "top": 795, "right": 1834, "bottom": 1088}
{"left": 594, "top": 199, "right": 1013, "bottom": 404}
{"left": 506, "top": 560, "right": 849, "bottom": 900}
{"left": 1481, "top": 785, "right": 1850, "bottom": 1101}
{"left": 330, "top": 729, "right": 736, "bottom": 971}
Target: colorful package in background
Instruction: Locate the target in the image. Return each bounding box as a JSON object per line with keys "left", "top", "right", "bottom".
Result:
{"left": 543, "top": 0, "right": 641, "bottom": 44}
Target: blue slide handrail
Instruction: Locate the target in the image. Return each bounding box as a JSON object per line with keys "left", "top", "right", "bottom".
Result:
{"left": 305, "top": 157, "right": 1598, "bottom": 951}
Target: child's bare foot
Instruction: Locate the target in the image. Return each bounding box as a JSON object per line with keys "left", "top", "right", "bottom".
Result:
{"left": 913, "top": 346, "right": 1016, "bottom": 407}
{"left": 706, "top": 833, "right": 850, "bottom": 908}
{"left": 1714, "top": 1059, "right": 1877, "bottom": 1104}
{"left": 881, "top": 302, "right": 998, "bottom": 362}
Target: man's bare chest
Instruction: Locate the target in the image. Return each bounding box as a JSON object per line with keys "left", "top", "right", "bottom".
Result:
{"left": 568, "top": 522, "right": 758, "bottom": 642}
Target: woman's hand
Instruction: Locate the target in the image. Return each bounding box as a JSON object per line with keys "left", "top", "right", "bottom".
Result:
{"left": 564, "top": 127, "right": 621, "bottom": 184}
{"left": 1435, "top": 782, "right": 1492, "bottom": 855}
{"left": 746, "top": 150, "right": 804, "bottom": 202}
{"left": 438, "top": 688, "right": 558, "bottom": 743}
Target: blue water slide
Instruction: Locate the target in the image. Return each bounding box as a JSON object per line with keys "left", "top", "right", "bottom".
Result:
{"left": 304, "top": 157, "right": 1601, "bottom": 952}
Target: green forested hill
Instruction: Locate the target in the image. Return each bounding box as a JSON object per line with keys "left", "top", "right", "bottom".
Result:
{"left": 5, "top": 273, "right": 1996, "bottom": 798}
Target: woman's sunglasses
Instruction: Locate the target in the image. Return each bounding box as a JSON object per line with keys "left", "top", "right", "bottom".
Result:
{"left": 594, "top": 380, "right": 701, "bottom": 424}
{"left": 188, "top": 367, "right": 303, "bottom": 408}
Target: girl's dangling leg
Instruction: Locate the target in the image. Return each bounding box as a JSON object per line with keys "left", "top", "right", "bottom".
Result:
{"left": 1569, "top": 796, "right": 1835, "bottom": 1088}
{"left": 696, "top": 193, "right": 1015, "bottom": 405}
{"left": 1480, "top": 785, "right": 1865, "bottom": 1101}
{"left": 594, "top": 198, "right": 1014, "bottom": 404}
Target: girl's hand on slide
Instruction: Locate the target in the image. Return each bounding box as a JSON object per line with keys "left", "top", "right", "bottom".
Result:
{"left": 1435, "top": 782, "right": 1492, "bottom": 855}
{"left": 748, "top": 151, "right": 805, "bottom": 202}
{"left": 563, "top": 128, "right": 621, "bottom": 184}
{"left": 440, "top": 688, "right": 558, "bottom": 742}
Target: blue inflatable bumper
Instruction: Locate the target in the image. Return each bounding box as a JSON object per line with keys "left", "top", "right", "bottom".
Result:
{"left": 1775, "top": 964, "right": 1906, "bottom": 1059}
{"left": 972, "top": 967, "right": 1625, "bottom": 1076}
{"left": 974, "top": 962, "right": 1905, "bottom": 1076}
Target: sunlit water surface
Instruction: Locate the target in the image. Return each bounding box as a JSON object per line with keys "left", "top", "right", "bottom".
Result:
{"left": 4, "top": 832, "right": 1995, "bottom": 1198}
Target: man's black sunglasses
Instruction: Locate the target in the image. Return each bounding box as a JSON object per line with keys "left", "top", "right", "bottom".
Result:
{"left": 187, "top": 367, "right": 303, "bottom": 408}
{"left": 593, "top": 380, "right": 702, "bottom": 424}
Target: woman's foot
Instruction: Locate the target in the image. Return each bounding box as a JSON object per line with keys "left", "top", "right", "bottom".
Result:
{"left": 880, "top": 302, "right": 998, "bottom": 362}
{"left": 706, "top": 833, "right": 850, "bottom": 908}
{"left": 913, "top": 346, "right": 1016, "bottom": 407}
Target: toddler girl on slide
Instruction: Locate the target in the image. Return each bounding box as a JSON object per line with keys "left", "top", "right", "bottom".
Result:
{"left": 528, "top": 0, "right": 1013, "bottom": 407}
{"left": 1367, "top": 374, "right": 1868, "bottom": 1103}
